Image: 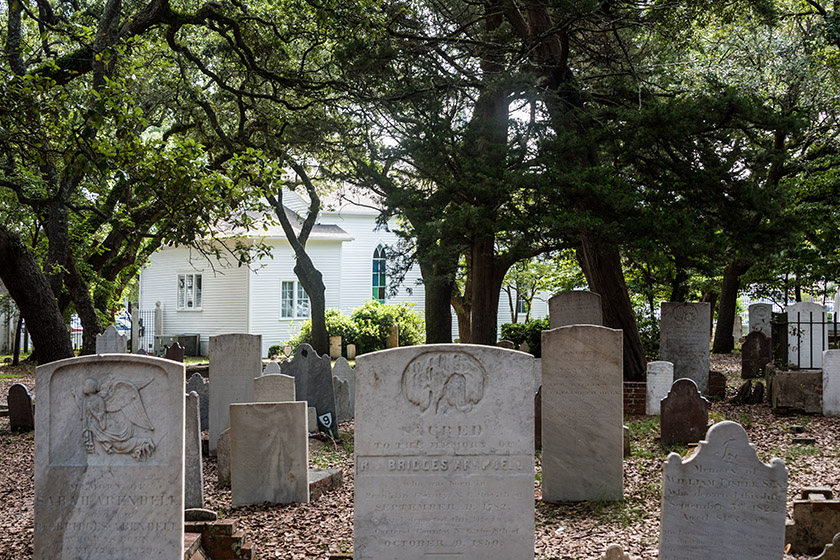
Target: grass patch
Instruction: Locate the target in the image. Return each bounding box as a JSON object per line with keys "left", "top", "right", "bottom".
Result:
{"left": 0, "top": 373, "right": 26, "bottom": 380}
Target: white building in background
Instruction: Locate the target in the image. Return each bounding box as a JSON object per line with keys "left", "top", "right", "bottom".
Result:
{"left": 138, "top": 188, "right": 548, "bottom": 356}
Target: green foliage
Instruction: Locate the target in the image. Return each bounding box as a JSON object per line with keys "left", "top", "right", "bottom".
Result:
{"left": 635, "top": 313, "right": 661, "bottom": 361}
{"left": 499, "top": 318, "right": 550, "bottom": 358}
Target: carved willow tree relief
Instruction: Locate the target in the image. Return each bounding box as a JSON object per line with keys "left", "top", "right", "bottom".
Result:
{"left": 73, "top": 376, "right": 156, "bottom": 462}
{"left": 402, "top": 351, "right": 486, "bottom": 415}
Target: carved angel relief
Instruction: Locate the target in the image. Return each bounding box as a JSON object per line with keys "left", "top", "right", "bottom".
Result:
{"left": 73, "top": 376, "right": 156, "bottom": 462}
{"left": 401, "top": 351, "right": 486, "bottom": 415}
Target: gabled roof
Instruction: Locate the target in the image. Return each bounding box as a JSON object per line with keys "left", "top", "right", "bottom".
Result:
{"left": 214, "top": 205, "right": 353, "bottom": 242}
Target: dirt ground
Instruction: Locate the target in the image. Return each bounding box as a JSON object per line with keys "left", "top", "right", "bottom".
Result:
{"left": 1, "top": 354, "right": 838, "bottom": 559}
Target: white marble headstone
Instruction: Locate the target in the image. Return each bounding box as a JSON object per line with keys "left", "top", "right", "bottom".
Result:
{"left": 786, "top": 302, "right": 828, "bottom": 369}
{"left": 254, "top": 374, "right": 296, "bottom": 403}
{"left": 185, "top": 391, "right": 204, "bottom": 509}
{"left": 749, "top": 303, "right": 773, "bottom": 338}
{"left": 660, "top": 302, "right": 711, "bottom": 394}
{"left": 548, "top": 290, "right": 603, "bottom": 328}
{"left": 34, "top": 354, "right": 184, "bottom": 559}
{"left": 823, "top": 350, "right": 840, "bottom": 416}
{"left": 95, "top": 325, "right": 127, "bottom": 354}
{"left": 659, "top": 421, "right": 787, "bottom": 560}
{"left": 354, "top": 345, "right": 535, "bottom": 559}
{"left": 208, "top": 334, "right": 261, "bottom": 454}
{"left": 646, "top": 361, "right": 673, "bottom": 416}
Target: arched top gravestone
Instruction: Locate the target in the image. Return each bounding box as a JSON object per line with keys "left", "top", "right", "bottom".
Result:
{"left": 660, "top": 378, "right": 709, "bottom": 445}
{"left": 282, "top": 343, "right": 337, "bottom": 437}
{"left": 548, "top": 290, "right": 602, "bottom": 328}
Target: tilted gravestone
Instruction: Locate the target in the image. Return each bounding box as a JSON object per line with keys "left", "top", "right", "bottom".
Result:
{"left": 208, "top": 334, "right": 261, "bottom": 454}
{"left": 164, "top": 341, "right": 184, "bottom": 362}
{"left": 230, "top": 402, "right": 309, "bottom": 505}
{"left": 659, "top": 421, "right": 787, "bottom": 560}
{"left": 786, "top": 301, "right": 829, "bottom": 369}
{"left": 542, "top": 325, "right": 623, "bottom": 502}
{"left": 660, "top": 378, "right": 709, "bottom": 446}
{"left": 749, "top": 303, "right": 773, "bottom": 338}
{"left": 548, "top": 290, "right": 603, "bottom": 328}
{"left": 34, "top": 354, "right": 184, "bottom": 559}
{"left": 646, "top": 361, "right": 673, "bottom": 416}
{"left": 354, "top": 345, "right": 535, "bottom": 559}
{"left": 185, "top": 391, "right": 204, "bottom": 509}
{"left": 823, "top": 350, "right": 840, "bottom": 417}
{"left": 8, "top": 382, "right": 34, "bottom": 432}
{"left": 660, "top": 302, "right": 710, "bottom": 394}
{"left": 95, "top": 324, "right": 127, "bottom": 354}
{"left": 185, "top": 373, "right": 209, "bottom": 431}
{"left": 742, "top": 331, "right": 772, "bottom": 379}
{"left": 282, "top": 344, "right": 338, "bottom": 437}
{"left": 333, "top": 357, "right": 355, "bottom": 419}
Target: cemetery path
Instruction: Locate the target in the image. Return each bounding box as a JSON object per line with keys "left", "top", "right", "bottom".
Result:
{"left": 1, "top": 355, "right": 838, "bottom": 559}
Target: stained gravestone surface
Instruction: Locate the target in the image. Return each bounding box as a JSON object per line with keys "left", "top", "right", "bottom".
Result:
{"left": 208, "top": 334, "right": 261, "bottom": 454}
{"left": 749, "top": 303, "right": 773, "bottom": 338}
{"left": 786, "top": 301, "right": 829, "bottom": 369}
{"left": 282, "top": 344, "right": 338, "bottom": 437}
{"left": 333, "top": 376, "right": 352, "bottom": 423}
{"left": 333, "top": 357, "right": 355, "bottom": 419}
{"left": 164, "top": 341, "right": 185, "bottom": 362}
{"left": 8, "top": 383, "right": 34, "bottom": 432}
{"left": 230, "top": 402, "right": 309, "bottom": 505}
{"left": 216, "top": 428, "right": 231, "bottom": 489}
{"left": 659, "top": 421, "right": 787, "bottom": 560}
{"left": 497, "top": 339, "right": 515, "bottom": 349}
{"left": 548, "top": 290, "right": 603, "bottom": 328}
{"left": 742, "top": 331, "right": 772, "bottom": 379}
{"left": 185, "top": 391, "right": 204, "bottom": 509}
{"left": 542, "top": 325, "right": 623, "bottom": 501}
{"left": 95, "top": 324, "right": 127, "bottom": 354}
{"left": 646, "top": 361, "right": 673, "bottom": 416}
{"left": 329, "top": 336, "right": 342, "bottom": 360}
{"left": 34, "top": 354, "right": 184, "bottom": 559}
{"left": 660, "top": 302, "right": 711, "bottom": 394}
{"left": 823, "top": 350, "right": 840, "bottom": 417}
{"left": 660, "top": 378, "right": 709, "bottom": 445}
{"left": 346, "top": 344, "right": 357, "bottom": 360}
{"left": 254, "top": 374, "right": 296, "bottom": 403}
{"left": 186, "top": 373, "right": 209, "bottom": 431}
{"left": 354, "top": 345, "right": 535, "bottom": 560}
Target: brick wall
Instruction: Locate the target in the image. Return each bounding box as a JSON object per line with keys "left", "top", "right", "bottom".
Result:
{"left": 624, "top": 381, "right": 646, "bottom": 415}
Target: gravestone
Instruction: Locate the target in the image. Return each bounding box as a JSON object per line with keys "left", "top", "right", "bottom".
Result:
{"left": 34, "top": 354, "right": 184, "bottom": 559}
{"left": 229, "top": 402, "right": 309, "bottom": 505}
{"left": 95, "top": 324, "right": 127, "bottom": 354}
{"left": 307, "top": 407, "right": 318, "bottom": 434}
{"left": 749, "top": 303, "right": 773, "bottom": 338}
{"left": 786, "top": 301, "right": 829, "bottom": 369}
{"left": 8, "top": 383, "right": 34, "bottom": 432}
{"left": 354, "top": 344, "right": 535, "bottom": 559}
{"left": 135, "top": 348, "right": 148, "bottom": 355}
{"left": 646, "top": 361, "right": 673, "bottom": 416}
{"left": 660, "top": 378, "right": 709, "bottom": 445}
{"left": 497, "top": 339, "right": 515, "bottom": 349}
{"left": 186, "top": 373, "right": 209, "bottom": 431}
{"left": 333, "top": 357, "right": 355, "bottom": 419}
{"left": 254, "top": 374, "right": 296, "bottom": 403}
{"left": 282, "top": 343, "right": 338, "bottom": 437}
{"left": 386, "top": 324, "right": 399, "bottom": 348}
{"left": 165, "top": 341, "right": 184, "bottom": 362}
{"left": 330, "top": 336, "right": 342, "bottom": 359}
{"left": 660, "top": 302, "right": 711, "bottom": 394}
{"left": 549, "top": 290, "right": 603, "bottom": 328}
{"left": 733, "top": 315, "right": 743, "bottom": 340}
{"left": 742, "top": 331, "right": 772, "bottom": 379}
{"left": 542, "top": 325, "right": 623, "bottom": 502}
{"left": 659, "top": 421, "right": 787, "bottom": 560}
{"left": 185, "top": 391, "right": 204, "bottom": 509}
{"left": 216, "top": 428, "right": 231, "bottom": 489}
{"left": 519, "top": 341, "right": 531, "bottom": 353}
{"left": 208, "top": 334, "right": 261, "bottom": 454}
{"left": 264, "top": 361, "right": 282, "bottom": 375}
{"left": 346, "top": 344, "right": 357, "bottom": 360}
{"left": 823, "top": 350, "right": 840, "bottom": 416}
{"left": 333, "top": 376, "right": 352, "bottom": 423}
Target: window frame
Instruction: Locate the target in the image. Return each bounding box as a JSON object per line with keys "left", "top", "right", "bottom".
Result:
{"left": 372, "top": 244, "right": 387, "bottom": 304}
{"left": 176, "top": 272, "right": 203, "bottom": 311}
{"left": 281, "top": 279, "right": 311, "bottom": 319}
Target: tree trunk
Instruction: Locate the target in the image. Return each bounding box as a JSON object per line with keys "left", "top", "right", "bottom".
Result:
{"left": 66, "top": 258, "right": 102, "bottom": 355}
{"left": 295, "top": 261, "right": 328, "bottom": 357}
{"left": 12, "top": 314, "right": 22, "bottom": 366}
{"left": 418, "top": 259, "right": 454, "bottom": 344}
{"left": 451, "top": 293, "right": 472, "bottom": 344}
{"left": 668, "top": 267, "right": 690, "bottom": 302}
{"left": 0, "top": 224, "right": 74, "bottom": 364}
{"left": 577, "top": 233, "right": 647, "bottom": 381}
{"left": 712, "top": 260, "right": 752, "bottom": 354}
{"left": 469, "top": 235, "right": 507, "bottom": 345}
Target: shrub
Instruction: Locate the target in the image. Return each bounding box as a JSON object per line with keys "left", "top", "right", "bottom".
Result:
{"left": 636, "top": 312, "right": 660, "bottom": 361}
{"left": 500, "top": 317, "right": 550, "bottom": 357}
{"left": 285, "top": 309, "right": 359, "bottom": 355}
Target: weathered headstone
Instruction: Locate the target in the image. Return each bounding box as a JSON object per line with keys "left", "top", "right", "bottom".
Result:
{"left": 185, "top": 373, "right": 209, "bottom": 431}
{"left": 519, "top": 340, "right": 531, "bottom": 354}
{"left": 229, "top": 401, "right": 309, "bottom": 505}
{"left": 185, "top": 391, "right": 204, "bottom": 509}
{"left": 542, "top": 325, "right": 623, "bottom": 502}
{"left": 254, "top": 374, "right": 296, "bottom": 403}
{"left": 786, "top": 487, "right": 840, "bottom": 555}
{"left": 216, "top": 428, "right": 231, "bottom": 489}
{"left": 386, "top": 324, "right": 399, "bottom": 348}
{"left": 548, "top": 290, "right": 603, "bottom": 328}
{"left": 660, "top": 302, "right": 711, "bottom": 394}
{"left": 733, "top": 315, "right": 743, "bottom": 340}
{"left": 742, "top": 331, "right": 772, "bottom": 379}
{"left": 307, "top": 407, "right": 318, "bottom": 434}
{"left": 346, "top": 344, "right": 357, "bottom": 360}
{"left": 646, "top": 361, "right": 674, "bottom": 416}
{"left": 660, "top": 378, "right": 709, "bottom": 445}
{"left": 95, "top": 324, "right": 127, "bottom": 354}
{"left": 164, "top": 341, "right": 184, "bottom": 362}
{"left": 823, "top": 350, "right": 840, "bottom": 417}
{"left": 333, "top": 357, "right": 355, "bottom": 419}
{"left": 329, "top": 335, "right": 342, "bottom": 359}
{"left": 8, "top": 383, "right": 34, "bottom": 432}
{"left": 787, "top": 301, "right": 829, "bottom": 369}
{"left": 749, "top": 302, "right": 773, "bottom": 338}
{"left": 208, "top": 334, "right": 261, "bottom": 454}
{"left": 282, "top": 343, "right": 338, "bottom": 437}
{"left": 34, "top": 354, "right": 184, "bottom": 559}
{"left": 354, "top": 345, "right": 535, "bottom": 559}
{"left": 659, "top": 421, "right": 787, "bottom": 560}
{"left": 264, "top": 361, "right": 282, "bottom": 374}
{"left": 497, "top": 339, "right": 515, "bottom": 349}
{"left": 333, "top": 376, "right": 352, "bottom": 423}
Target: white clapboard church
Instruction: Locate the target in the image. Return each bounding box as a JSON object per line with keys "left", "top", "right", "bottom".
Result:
{"left": 138, "top": 188, "right": 548, "bottom": 356}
